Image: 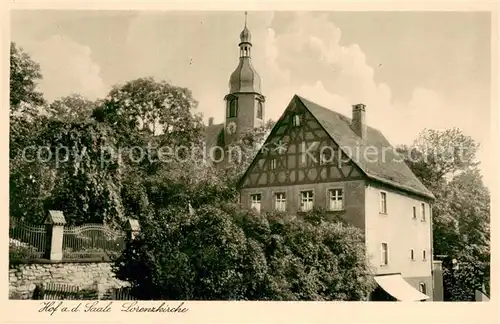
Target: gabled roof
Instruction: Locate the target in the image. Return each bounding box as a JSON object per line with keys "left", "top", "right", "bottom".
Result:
{"left": 238, "top": 95, "right": 434, "bottom": 200}
{"left": 296, "top": 95, "right": 434, "bottom": 200}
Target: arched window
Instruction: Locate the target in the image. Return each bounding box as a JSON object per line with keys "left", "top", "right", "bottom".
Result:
{"left": 228, "top": 99, "right": 238, "bottom": 118}
{"left": 257, "top": 101, "right": 263, "bottom": 119}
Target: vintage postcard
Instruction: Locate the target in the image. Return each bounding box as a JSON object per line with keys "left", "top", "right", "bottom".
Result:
{"left": 2, "top": 1, "right": 498, "bottom": 324}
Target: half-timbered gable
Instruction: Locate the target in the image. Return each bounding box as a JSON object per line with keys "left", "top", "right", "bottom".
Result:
{"left": 240, "top": 98, "right": 363, "bottom": 189}
{"left": 239, "top": 95, "right": 434, "bottom": 218}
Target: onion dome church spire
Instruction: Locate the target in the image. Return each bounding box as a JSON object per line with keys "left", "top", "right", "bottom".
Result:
{"left": 223, "top": 11, "right": 265, "bottom": 149}
{"left": 229, "top": 11, "right": 262, "bottom": 94}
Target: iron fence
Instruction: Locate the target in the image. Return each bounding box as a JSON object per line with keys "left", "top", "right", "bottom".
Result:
{"left": 9, "top": 219, "right": 47, "bottom": 260}
{"left": 62, "top": 224, "right": 127, "bottom": 260}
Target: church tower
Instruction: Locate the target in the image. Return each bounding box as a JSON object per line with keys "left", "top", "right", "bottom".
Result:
{"left": 224, "top": 12, "right": 265, "bottom": 146}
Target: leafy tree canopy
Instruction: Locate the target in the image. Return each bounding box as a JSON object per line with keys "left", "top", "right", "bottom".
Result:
{"left": 10, "top": 42, "right": 46, "bottom": 116}
{"left": 47, "top": 93, "right": 99, "bottom": 123}
{"left": 397, "top": 128, "right": 489, "bottom": 301}
{"left": 114, "top": 204, "right": 375, "bottom": 300}
{"left": 92, "top": 77, "right": 204, "bottom": 148}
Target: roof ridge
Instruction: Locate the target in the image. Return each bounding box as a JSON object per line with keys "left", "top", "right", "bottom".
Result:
{"left": 295, "top": 94, "right": 434, "bottom": 200}
{"left": 295, "top": 94, "right": 351, "bottom": 120}
{"left": 295, "top": 94, "right": 386, "bottom": 135}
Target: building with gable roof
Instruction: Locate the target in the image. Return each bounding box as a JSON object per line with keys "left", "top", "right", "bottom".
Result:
{"left": 205, "top": 13, "right": 436, "bottom": 301}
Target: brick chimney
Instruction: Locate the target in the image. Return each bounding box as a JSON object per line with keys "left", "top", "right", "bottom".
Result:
{"left": 351, "top": 104, "right": 366, "bottom": 139}
{"left": 208, "top": 117, "right": 214, "bottom": 126}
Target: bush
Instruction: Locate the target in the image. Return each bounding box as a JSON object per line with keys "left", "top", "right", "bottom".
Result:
{"left": 113, "top": 205, "right": 375, "bottom": 300}
{"left": 9, "top": 241, "right": 40, "bottom": 263}
{"left": 442, "top": 258, "right": 490, "bottom": 301}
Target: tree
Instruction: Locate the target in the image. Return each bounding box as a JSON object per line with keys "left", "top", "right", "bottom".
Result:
{"left": 10, "top": 114, "right": 125, "bottom": 225}
{"left": 92, "top": 77, "right": 204, "bottom": 148}
{"left": 47, "top": 93, "right": 99, "bottom": 123}
{"left": 10, "top": 74, "right": 209, "bottom": 226}
{"left": 437, "top": 169, "right": 490, "bottom": 301}
{"left": 432, "top": 169, "right": 490, "bottom": 258}
{"left": 397, "top": 128, "right": 490, "bottom": 301}
{"left": 10, "top": 42, "right": 46, "bottom": 115}
{"left": 9, "top": 43, "right": 49, "bottom": 222}
{"left": 114, "top": 192, "right": 375, "bottom": 300}
{"left": 42, "top": 120, "right": 125, "bottom": 226}
{"left": 221, "top": 119, "right": 275, "bottom": 185}
{"left": 397, "top": 128, "right": 479, "bottom": 192}
{"left": 10, "top": 115, "right": 55, "bottom": 223}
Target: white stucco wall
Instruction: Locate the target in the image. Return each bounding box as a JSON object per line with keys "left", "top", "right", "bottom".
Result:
{"left": 364, "top": 184, "right": 432, "bottom": 279}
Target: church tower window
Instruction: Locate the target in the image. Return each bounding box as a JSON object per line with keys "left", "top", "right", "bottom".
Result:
{"left": 257, "top": 101, "right": 263, "bottom": 119}
{"left": 228, "top": 99, "right": 238, "bottom": 118}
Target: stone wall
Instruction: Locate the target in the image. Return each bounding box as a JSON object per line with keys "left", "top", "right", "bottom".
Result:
{"left": 9, "top": 261, "right": 129, "bottom": 300}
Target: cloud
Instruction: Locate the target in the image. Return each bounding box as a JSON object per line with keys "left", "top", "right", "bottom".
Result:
{"left": 264, "top": 13, "right": 392, "bottom": 105}
{"left": 254, "top": 13, "right": 395, "bottom": 138}
{"left": 254, "top": 11, "right": 490, "bottom": 190}
{"left": 19, "top": 35, "right": 108, "bottom": 103}
{"left": 119, "top": 11, "right": 490, "bottom": 187}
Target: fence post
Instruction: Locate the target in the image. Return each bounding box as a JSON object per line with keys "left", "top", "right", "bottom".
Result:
{"left": 125, "top": 219, "right": 140, "bottom": 240}
{"left": 44, "top": 210, "right": 66, "bottom": 261}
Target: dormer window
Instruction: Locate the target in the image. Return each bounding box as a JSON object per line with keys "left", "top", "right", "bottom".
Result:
{"left": 257, "top": 101, "right": 263, "bottom": 119}
{"left": 228, "top": 99, "right": 238, "bottom": 118}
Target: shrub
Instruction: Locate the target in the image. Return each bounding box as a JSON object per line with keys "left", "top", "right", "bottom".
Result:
{"left": 9, "top": 241, "right": 40, "bottom": 263}
{"left": 114, "top": 205, "right": 375, "bottom": 300}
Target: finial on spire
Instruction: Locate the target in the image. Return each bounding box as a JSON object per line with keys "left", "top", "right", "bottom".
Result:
{"left": 244, "top": 11, "right": 248, "bottom": 27}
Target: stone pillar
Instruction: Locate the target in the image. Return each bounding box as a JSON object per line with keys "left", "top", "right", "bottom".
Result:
{"left": 433, "top": 260, "right": 444, "bottom": 301}
{"left": 125, "top": 218, "right": 140, "bottom": 240}
{"left": 44, "top": 210, "right": 66, "bottom": 261}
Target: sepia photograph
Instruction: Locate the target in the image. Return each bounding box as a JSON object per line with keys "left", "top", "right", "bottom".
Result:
{"left": 8, "top": 9, "right": 492, "bottom": 303}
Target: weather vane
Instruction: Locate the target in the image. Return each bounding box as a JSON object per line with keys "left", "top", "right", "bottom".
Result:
{"left": 245, "top": 11, "right": 248, "bottom": 27}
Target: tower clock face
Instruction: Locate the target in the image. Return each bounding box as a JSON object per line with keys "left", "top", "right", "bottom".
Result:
{"left": 226, "top": 121, "right": 237, "bottom": 135}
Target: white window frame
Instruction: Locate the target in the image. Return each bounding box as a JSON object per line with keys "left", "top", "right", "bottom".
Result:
{"left": 327, "top": 188, "right": 344, "bottom": 211}
{"left": 270, "top": 158, "right": 277, "bottom": 170}
{"left": 380, "top": 191, "right": 387, "bottom": 214}
{"left": 274, "top": 192, "right": 287, "bottom": 212}
{"left": 300, "top": 190, "right": 314, "bottom": 212}
{"left": 411, "top": 249, "right": 415, "bottom": 261}
{"left": 292, "top": 114, "right": 301, "bottom": 127}
{"left": 250, "top": 193, "right": 262, "bottom": 213}
{"left": 380, "top": 242, "right": 389, "bottom": 266}
{"left": 422, "top": 249, "right": 427, "bottom": 261}
{"left": 412, "top": 206, "right": 417, "bottom": 219}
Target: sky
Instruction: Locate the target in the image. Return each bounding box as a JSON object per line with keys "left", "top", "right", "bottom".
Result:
{"left": 11, "top": 10, "right": 493, "bottom": 189}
